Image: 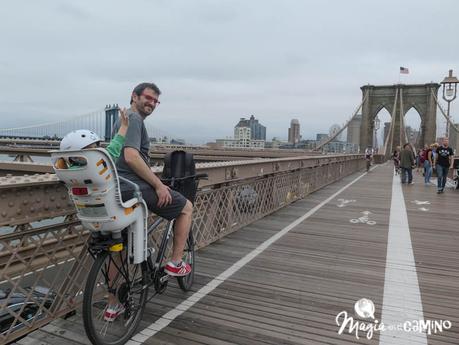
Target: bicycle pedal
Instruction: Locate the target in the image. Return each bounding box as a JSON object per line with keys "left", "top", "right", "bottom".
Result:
{"left": 159, "top": 275, "right": 170, "bottom": 284}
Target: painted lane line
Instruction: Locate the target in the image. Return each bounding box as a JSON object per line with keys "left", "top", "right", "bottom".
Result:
{"left": 379, "top": 173, "right": 427, "bottom": 344}
{"left": 129, "top": 166, "right": 378, "bottom": 344}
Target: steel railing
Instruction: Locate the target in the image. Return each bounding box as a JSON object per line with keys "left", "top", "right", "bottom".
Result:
{"left": 0, "top": 154, "right": 365, "bottom": 343}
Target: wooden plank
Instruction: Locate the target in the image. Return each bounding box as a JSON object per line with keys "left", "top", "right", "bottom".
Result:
{"left": 21, "top": 165, "right": 459, "bottom": 344}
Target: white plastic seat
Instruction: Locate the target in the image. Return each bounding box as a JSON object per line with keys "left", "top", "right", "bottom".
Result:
{"left": 51, "top": 148, "right": 148, "bottom": 264}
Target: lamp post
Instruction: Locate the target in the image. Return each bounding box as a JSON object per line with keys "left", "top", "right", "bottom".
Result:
{"left": 441, "top": 69, "right": 459, "bottom": 137}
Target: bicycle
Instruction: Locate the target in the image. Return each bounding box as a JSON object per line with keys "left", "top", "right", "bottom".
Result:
{"left": 365, "top": 156, "right": 372, "bottom": 172}
{"left": 52, "top": 149, "right": 207, "bottom": 345}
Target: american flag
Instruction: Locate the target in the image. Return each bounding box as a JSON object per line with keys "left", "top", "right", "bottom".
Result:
{"left": 400, "top": 67, "right": 409, "bottom": 74}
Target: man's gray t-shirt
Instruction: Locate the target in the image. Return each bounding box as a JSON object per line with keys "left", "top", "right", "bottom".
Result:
{"left": 112, "top": 108, "right": 187, "bottom": 220}
{"left": 113, "top": 108, "right": 150, "bottom": 176}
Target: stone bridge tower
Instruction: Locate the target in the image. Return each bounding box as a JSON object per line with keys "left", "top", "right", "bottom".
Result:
{"left": 359, "top": 83, "right": 440, "bottom": 155}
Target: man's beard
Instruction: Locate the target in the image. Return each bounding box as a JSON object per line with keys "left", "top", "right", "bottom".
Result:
{"left": 138, "top": 104, "right": 153, "bottom": 117}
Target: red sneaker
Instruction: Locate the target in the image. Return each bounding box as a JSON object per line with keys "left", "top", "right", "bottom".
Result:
{"left": 164, "top": 261, "right": 191, "bottom": 277}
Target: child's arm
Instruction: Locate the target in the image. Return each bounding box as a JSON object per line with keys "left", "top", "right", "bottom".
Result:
{"left": 106, "top": 108, "right": 129, "bottom": 159}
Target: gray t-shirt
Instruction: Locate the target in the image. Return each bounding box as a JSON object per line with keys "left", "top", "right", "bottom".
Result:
{"left": 113, "top": 108, "right": 150, "bottom": 176}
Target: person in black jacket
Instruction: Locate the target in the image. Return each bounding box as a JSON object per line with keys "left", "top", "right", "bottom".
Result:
{"left": 434, "top": 137, "right": 454, "bottom": 193}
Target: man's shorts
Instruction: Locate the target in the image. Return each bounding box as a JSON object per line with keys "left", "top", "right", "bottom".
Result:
{"left": 120, "top": 175, "right": 187, "bottom": 221}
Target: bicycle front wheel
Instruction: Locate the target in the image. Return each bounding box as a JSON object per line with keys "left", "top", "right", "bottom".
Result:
{"left": 83, "top": 250, "right": 148, "bottom": 345}
{"left": 177, "top": 230, "right": 195, "bottom": 292}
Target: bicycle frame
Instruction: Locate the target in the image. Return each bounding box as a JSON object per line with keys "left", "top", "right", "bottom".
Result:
{"left": 146, "top": 218, "right": 175, "bottom": 278}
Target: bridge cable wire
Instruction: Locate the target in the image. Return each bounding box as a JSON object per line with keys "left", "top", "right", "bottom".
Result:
{"left": 382, "top": 87, "right": 399, "bottom": 156}
{"left": 0, "top": 109, "right": 104, "bottom": 131}
{"left": 0, "top": 109, "right": 106, "bottom": 138}
{"left": 399, "top": 88, "right": 416, "bottom": 154}
{"left": 313, "top": 90, "right": 369, "bottom": 151}
{"left": 430, "top": 89, "right": 459, "bottom": 136}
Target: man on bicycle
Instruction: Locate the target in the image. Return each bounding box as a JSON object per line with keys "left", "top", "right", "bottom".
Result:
{"left": 113, "top": 83, "right": 193, "bottom": 277}
{"left": 365, "top": 146, "right": 373, "bottom": 171}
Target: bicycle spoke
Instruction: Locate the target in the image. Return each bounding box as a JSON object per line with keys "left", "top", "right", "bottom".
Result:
{"left": 83, "top": 250, "right": 148, "bottom": 345}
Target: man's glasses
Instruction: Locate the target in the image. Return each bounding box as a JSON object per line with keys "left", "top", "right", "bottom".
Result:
{"left": 142, "top": 94, "right": 160, "bottom": 105}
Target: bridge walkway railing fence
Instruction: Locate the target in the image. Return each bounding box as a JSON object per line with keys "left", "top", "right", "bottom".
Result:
{"left": 0, "top": 154, "right": 365, "bottom": 344}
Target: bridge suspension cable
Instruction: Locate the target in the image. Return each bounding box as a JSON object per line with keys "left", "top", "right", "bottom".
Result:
{"left": 313, "top": 90, "right": 369, "bottom": 151}
{"left": 430, "top": 89, "right": 459, "bottom": 136}
{"left": 0, "top": 108, "right": 173, "bottom": 141}
{"left": 0, "top": 109, "right": 106, "bottom": 139}
{"left": 382, "top": 87, "right": 399, "bottom": 156}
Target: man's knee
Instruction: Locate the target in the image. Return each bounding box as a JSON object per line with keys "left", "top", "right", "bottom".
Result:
{"left": 181, "top": 200, "right": 193, "bottom": 217}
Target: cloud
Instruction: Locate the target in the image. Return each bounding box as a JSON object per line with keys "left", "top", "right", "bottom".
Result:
{"left": 0, "top": 0, "right": 458, "bottom": 142}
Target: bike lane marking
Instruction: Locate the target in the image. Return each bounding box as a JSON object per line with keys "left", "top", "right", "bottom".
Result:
{"left": 379, "top": 173, "right": 427, "bottom": 344}
{"left": 126, "top": 165, "right": 380, "bottom": 344}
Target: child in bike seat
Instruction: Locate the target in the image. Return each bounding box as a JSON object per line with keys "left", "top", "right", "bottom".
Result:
{"left": 57, "top": 109, "right": 130, "bottom": 321}
{"left": 56, "top": 109, "right": 129, "bottom": 168}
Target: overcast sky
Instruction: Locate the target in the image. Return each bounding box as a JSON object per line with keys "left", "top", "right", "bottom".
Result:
{"left": 1, "top": 0, "right": 458, "bottom": 143}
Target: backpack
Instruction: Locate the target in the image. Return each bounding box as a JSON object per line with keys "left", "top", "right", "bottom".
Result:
{"left": 162, "top": 150, "right": 198, "bottom": 203}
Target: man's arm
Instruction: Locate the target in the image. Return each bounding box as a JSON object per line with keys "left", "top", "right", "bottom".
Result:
{"left": 124, "top": 147, "right": 172, "bottom": 207}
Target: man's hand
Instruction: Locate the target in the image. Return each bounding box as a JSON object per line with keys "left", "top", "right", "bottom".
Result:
{"left": 156, "top": 183, "right": 172, "bottom": 207}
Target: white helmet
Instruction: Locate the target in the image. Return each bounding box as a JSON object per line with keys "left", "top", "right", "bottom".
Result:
{"left": 60, "top": 130, "right": 101, "bottom": 151}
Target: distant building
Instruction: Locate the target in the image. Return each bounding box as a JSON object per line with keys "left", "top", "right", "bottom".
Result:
{"left": 347, "top": 114, "right": 361, "bottom": 145}
{"left": 316, "top": 133, "right": 329, "bottom": 142}
{"left": 265, "top": 137, "right": 285, "bottom": 149}
{"left": 235, "top": 115, "right": 266, "bottom": 141}
{"left": 170, "top": 138, "right": 186, "bottom": 145}
{"left": 288, "top": 119, "right": 301, "bottom": 144}
{"left": 150, "top": 136, "right": 169, "bottom": 144}
{"left": 213, "top": 124, "right": 264, "bottom": 149}
{"left": 297, "top": 139, "right": 317, "bottom": 150}
{"left": 329, "top": 124, "right": 342, "bottom": 142}
{"left": 405, "top": 126, "right": 420, "bottom": 146}
{"left": 323, "top": 141, "right": 359, "bottom": 154}
{"left": 216, "top": 137, "right": 265, "bottom": 149}
{"left": 383, "top": 122, "right": 391, "bottom": 145}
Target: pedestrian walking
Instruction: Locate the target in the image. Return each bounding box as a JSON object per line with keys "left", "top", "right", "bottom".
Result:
{"left": 424, "top": 144, "right": 434, "bottom": 185}
{"left": 400, "top": 143, "right": 415, "bottom": 184}
{"left": 434, "top": 137, "right": 454, "bottom": 194}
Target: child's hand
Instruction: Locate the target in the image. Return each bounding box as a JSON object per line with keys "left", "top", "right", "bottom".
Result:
{"left": 120, "top": 108, "right": 129, "bottom": 128}
{"left": 117, "top": 108, "right": 129, "bottom": 137}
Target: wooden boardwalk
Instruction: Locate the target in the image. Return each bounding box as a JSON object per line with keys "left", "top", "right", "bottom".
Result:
{"left": 16, "top": 164, "right": 459, "bottom": 345}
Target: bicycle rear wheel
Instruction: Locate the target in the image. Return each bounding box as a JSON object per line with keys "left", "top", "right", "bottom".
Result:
{"left": 177, "top": 230, "right": 195, "bottom": 291}
{"left": 83, "top": 250, "right": 148, "bottom": 345}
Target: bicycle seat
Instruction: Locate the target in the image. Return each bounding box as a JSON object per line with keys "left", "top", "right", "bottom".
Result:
{"left": 51, "top": 148, "right": 149, "bottom": 264}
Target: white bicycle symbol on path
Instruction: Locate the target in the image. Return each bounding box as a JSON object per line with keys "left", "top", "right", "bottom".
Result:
{"left": 411, "top": 200, "right": 431, "bottom": 212}
{"left": 350, "top": 211, "right": 376, "bottom": 225}
{"left": 337, "top": 198, "right": 356, "bottom": 208}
